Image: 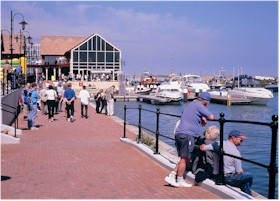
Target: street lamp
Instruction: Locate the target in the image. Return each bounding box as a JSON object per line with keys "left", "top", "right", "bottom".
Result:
{"left": 10, "top": 11, "right": 28, "bottom": 84}
{"left": 15, "top": 31, "right": 32, "bottom": 86}
{"left": 1, "top": 29, "right": 11, "bottom": 95}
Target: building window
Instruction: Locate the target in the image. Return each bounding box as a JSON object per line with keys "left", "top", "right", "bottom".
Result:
{"left": 93, "top": 37, "right": 96, "bottom": 50}
{"left": 73, "top": 52, "right": 78, "bottom": 62}
{"left": 97, "top": 36, "right": 100, "bottom": 51}
{"left": 89, "top": 52, "right": 96, "bottom": 62}
{"left": 106, "top": 52, "right": 113, "bottom": 62}
{"left": 88, "top": 40, "right": 92, "bottom": 50}
{"left": 80, "top": 52, "right": 87, "bottom": 62}
{"left": 97, "top": 52, "right": 104, "bottom": 62}
{"left": 115, "top": 52, "right": 119, "bottom": 62}
{"left": 106, "top": 43, "right": 113, "bottom": 51}
{"left": 80, "top": 42, "right": 87, "bottom": 50}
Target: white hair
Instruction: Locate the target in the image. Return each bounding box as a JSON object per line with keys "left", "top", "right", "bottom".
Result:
{"left": 204, "top": 126, "right": 220, "bottom": 141}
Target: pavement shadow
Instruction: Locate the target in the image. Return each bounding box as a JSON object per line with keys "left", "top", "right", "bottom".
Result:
{"left": 1, "top": 176, "right": 11, "bottom": 181}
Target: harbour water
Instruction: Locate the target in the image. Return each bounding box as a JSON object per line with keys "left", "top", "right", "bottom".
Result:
{"left": 113, "top": 93, "right": 278, "bottom": 198}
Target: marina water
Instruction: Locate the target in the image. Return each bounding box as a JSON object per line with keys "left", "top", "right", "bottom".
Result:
{"left": 113, "top": 93, "right": 278, "bottom": 198}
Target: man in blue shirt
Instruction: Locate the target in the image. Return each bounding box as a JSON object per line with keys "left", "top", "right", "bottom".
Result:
{"left": 164, "top": 92, "right": 215, "bottom": 187}
{"left": 64, "top": 83, "right": 76, "bottom": 122}
{"left": 28, "top": 83, "right": 40, "bottom": 130}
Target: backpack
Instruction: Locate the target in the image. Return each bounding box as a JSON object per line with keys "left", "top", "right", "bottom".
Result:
{"left": 191, "top": 138, "right": 220, "bottom": 181}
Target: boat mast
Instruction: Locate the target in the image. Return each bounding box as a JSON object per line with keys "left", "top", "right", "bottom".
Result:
{"left": 170, "top": 53, "right": 173, "bottom": 74}
{"left": 237, "top": 65, "right": 240, "bottom": 88}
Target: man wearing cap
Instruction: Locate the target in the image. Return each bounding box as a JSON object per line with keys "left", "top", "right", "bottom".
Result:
{"left": 200, "top": 130, "right": 253, "bottom": 196}
{"left": 164, "top": 92, "right": 215, "bottom": 187}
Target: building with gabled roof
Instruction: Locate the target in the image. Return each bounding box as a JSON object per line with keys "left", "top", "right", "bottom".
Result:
{"left": 2, "top": 33, "right": 122, "bottom": 81}
{"left": 65, "top": 33, "right": 122, "bottom": 81}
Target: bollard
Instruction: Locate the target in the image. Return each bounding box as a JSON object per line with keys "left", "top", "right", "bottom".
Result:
{"left": 227, "top": 94, "right": 231, "bottom": 107}
{"left": 268, "top": 115, "right": 278, "bottom": 199}
{"left": 154, "top": 107, "right": 160, "bottom": 154}
{"left": 138, "top": 105, "right": 142, "bottom": 143}
{"left": 216, "top": 113, "right": 225, "bottom": 185}
{"left": 123, "top": 105, "right": 127, "bottom": 138}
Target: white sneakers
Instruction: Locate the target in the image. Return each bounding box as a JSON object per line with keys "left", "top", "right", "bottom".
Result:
{"left": 30, "top": 127, "right": 38, "bottom": 130}
{"left": 68, "top": 116, "right": 74, "bottom": 122}
{"left": 164, "top": 173, "right": 177, "bottom": 187}
{"left": 164, "top": 173, "right": 192, "bottom": 188}
{"left": 176, "top": 179, "right": 192, "bottom": 188}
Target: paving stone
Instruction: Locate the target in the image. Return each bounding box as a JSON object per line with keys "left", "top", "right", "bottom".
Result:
{"left": 1, "top": 99, "right": 220, "bottom": 199}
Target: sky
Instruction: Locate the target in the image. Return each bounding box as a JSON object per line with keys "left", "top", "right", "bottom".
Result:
{"left": 1, "top": 1, "right": 278, "bottom": 77}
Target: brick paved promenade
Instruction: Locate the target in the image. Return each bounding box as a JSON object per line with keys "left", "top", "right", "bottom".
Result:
{"left": 1, "top": 100, "right": 220, "bottom": 199}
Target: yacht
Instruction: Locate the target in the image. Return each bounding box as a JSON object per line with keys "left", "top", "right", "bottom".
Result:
{"left": 154, "top": 81, "right": 183, "bottom": 103}
{"left": 228, "top": 75, "right": 273, "bottom": 105}
{"left": 182, "top": 74, "right": 210, "bottom": 93}
{"left": 134, "top": 85, "right": 152, "bottom": 94}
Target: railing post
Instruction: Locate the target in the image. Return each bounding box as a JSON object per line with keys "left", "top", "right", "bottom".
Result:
{"left": 137, "top": 105, "right": 142, "bottom": 143}
{"left": 14, "top": 110, "right": 17, "bottom": 138}
{"left": 154, "top": 107, "right": 160, "bottom": 154}
{"left": 123, "top": 105, "right": 127, "bottom": 138}
{"left": 216, "top": 113, "right": 225, "bottom": 185}
{"left": 268, "top": 115, "right": 278, "bottom": 199}
{"left": 17, "top": 104, "right": 20, "bottom": 129}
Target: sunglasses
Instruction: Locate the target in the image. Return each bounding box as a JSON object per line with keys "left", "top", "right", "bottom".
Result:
{"left": 237, "top": 138, "right": 243, "bottom": 142}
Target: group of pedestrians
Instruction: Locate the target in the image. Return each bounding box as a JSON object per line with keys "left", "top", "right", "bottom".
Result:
{"left": 164, "top": 91, "right": 253, "bottom": 196}
{"left": 22, "top": 81, "right": 91, "bottom": 130}
{"left": 22, "top": 82, "right": 115, "bottom": 129}
{"left": 95, "top": 85, "right": 115, "bottom": 116}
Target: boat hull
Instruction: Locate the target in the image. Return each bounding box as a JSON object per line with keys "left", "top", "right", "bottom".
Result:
{"left": 228, "top": 88, "right": 273, "bottom": 105}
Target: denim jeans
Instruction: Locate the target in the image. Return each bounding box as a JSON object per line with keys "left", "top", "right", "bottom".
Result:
{"left": 28, "top": 104, "right": 38, "bottom": 129}
{"left": 224, "top": 172, "right": 253, "bottom": 195}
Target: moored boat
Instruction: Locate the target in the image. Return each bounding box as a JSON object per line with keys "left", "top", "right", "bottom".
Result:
{"left": 182, "top": 74, "right": 210, "bottom": 93}
{"left": 265, "top": 84, "right": 278, "bottom": 92}
{"left": 228, "top": 75, "right": 273, "bottom": 105}
{"left": 154, "top": 81, "right": 183, "bottom": 103}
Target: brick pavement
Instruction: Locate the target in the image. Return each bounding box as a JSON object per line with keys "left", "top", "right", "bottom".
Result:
{"left": 1, "top": 100, "right": 220, "bottom": 199}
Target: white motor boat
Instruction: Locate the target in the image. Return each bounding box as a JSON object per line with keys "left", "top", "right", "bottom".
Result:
{"left": 154, "top": 81, "right": 183, "bottom": 103}
{"left": 182, "top": 74, "right": 210, "bottom": 93}
{"left": 228, "top": 75, "right": 273, "bottom": 105}
{"left": 135, "top": 85, "right": 152, "bottom": 94}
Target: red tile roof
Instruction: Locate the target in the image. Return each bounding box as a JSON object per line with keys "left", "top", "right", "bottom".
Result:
{"left": 40, "top": 35, "right": 85, "bottom": 56}
{"left": 1, "top": 33, "right": 25, "bottom": 55}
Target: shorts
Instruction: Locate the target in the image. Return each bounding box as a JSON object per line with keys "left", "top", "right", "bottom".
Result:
{"left": 175, "top": 133, "right": 195, "bottom": 158}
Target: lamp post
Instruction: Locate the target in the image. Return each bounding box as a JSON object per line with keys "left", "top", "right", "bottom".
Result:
{"left": 1, "top": 29, "right": 11, "bottom": 95}
{"left": 10, "top": 10, "right": 28, "bottom": 86}
{"left": 16, "top": 30, "right": 32, "bottom": 85}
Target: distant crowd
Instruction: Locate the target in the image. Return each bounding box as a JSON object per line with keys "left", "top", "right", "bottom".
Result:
{"left": 21, "top": 81, "right": 116, "bottom": 130}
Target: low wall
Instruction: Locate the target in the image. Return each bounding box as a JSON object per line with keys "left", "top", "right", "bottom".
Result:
{"left": 1, "top": 88, "right": 22, "bottom": 126}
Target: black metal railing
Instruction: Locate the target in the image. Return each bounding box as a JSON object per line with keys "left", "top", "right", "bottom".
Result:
{"left": 1, "top": 102, "right": 21, "bottom": 138}
{"left": 123, "top": 104, "right": 278, "bottom": 199}
{"left": 1, "top": 74, "right": 25, "bottom": 96}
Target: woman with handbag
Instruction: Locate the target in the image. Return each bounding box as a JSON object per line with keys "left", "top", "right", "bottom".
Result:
{"left": 46, "top": 85, "right": 58, "bottom": 122}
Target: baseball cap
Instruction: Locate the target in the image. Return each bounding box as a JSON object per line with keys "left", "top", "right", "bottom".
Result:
{"left": 228, "top": 130, "right": 247, "bottom": 139}
{"left": 198, "top": 92, "right": 211, "bottom": 101}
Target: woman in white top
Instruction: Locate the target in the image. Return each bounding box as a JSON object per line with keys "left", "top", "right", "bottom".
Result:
{"left": 45, "top": 85, "right": 57, "bottom": 122}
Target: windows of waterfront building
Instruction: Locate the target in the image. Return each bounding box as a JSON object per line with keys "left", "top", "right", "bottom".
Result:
{"left": 71, "top": 34, "right": 121, "bottom": 81}
{"left": 25, "top": 43, "right": 42, "bottom": 65}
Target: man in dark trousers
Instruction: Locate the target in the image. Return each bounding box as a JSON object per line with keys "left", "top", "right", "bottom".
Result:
{"left": 64, "top": 83, "right": 76, "bottom": 122}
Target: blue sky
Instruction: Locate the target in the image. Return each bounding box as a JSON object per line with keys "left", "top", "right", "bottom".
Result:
{"left": 1, "top": 1, "right": 278, "bottom": 77}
